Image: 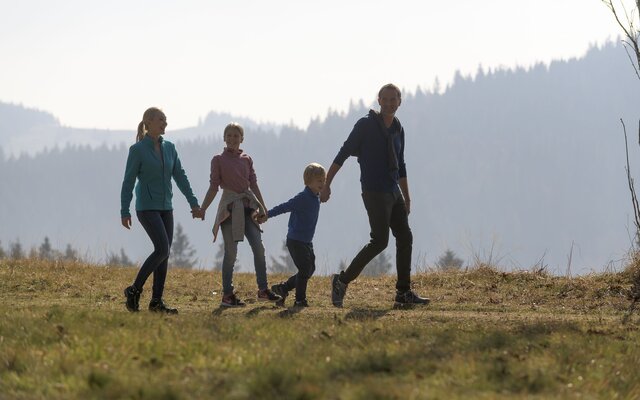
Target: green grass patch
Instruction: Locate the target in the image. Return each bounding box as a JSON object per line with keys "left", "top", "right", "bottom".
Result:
{"left": 1, "top": 259, "right": 640, "bottom": 398}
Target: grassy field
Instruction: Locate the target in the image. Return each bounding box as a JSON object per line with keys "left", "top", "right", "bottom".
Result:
{"left": 1, "top": 258, "right": 640, "bottom": 399}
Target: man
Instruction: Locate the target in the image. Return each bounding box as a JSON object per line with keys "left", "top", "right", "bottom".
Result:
{"left": 320, "top": 83, "right": 430, "bottom": 308}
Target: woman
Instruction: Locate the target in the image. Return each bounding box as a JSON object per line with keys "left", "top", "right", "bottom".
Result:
{"left": 120, "top": 107, "right": 200, "bottom": 313}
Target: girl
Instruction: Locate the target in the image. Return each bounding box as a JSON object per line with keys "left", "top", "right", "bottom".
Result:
{"left": 120, "top": 107, "right": 201, "bottom": 313}
{"left": 198, "top": 123, "right": 280, "bottom": 307}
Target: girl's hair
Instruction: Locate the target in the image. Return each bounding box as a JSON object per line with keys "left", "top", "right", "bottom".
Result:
{"left": 136, "top": 107, "right": 163, "bottom": 142}
{"left": 223, "top": 122, "right": 244, "bottom": 138}
{"left": 303, "top": 163, "right": 326, "bottom": 185}
{"left": 378, "top": 83, "right": 402, "bottom": 100}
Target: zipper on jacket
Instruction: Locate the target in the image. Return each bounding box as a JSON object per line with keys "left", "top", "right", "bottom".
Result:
{"left": 160, "top": 142, "right": 166, "bottom": 206}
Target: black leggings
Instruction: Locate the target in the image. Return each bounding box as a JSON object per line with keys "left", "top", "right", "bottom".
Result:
{"left": 133, "top": 210, "right": 173, "bottom": 299}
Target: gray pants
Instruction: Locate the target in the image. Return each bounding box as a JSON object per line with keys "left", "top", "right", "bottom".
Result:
{"left": 220, "top": 209, "right": 268, "bottom": 295}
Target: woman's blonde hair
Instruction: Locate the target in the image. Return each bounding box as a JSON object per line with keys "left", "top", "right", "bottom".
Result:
{"left": 136, "top": 107, "right": 163, "bottom": 142}
{"left": 223, "top": 122, "right": 244, "bottom": 139}
{"left": 303, "top": 163, "right": 326, "bottom": 185}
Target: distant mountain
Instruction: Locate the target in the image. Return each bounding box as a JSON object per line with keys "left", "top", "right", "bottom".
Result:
{"left": 0, "top": 42, "right": 637, "bottom": 275}
{"left": 0, "top": 103, "right": 283, "bottom": 158}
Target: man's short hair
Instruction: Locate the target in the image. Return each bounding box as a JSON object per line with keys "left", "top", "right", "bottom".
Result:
{"left": 303, "top": 163, "right": 326, "bottom": 185}
{"left": 378, "top": 83, "right": 402, "bottom": 99}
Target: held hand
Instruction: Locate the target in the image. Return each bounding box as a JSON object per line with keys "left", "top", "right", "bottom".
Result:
{"left": 121, "top": 217, "right": 132, "bottom": 229}
{"left": 191, "top": 207, "right": 205, "bottom": 220}
{"left": 256, "top": 212, "right": 268, "bottom": 224}
{"left": 320, "top": 186, "right": 331, "bottom": 203}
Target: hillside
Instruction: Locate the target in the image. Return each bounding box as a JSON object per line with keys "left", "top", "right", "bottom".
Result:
{"left": 1, "top": 258, "right": 639, "bottom": 398}
{"left": 0, "top": 41, "right": 638, "bottom": 273}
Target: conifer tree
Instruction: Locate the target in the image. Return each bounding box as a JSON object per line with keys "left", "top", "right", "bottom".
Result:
{"left": 10, "top": 239, "right": 24, "bottom": 260}
{"left": 362, "top": 251, "right": 393, "bottom": 277}
{"left": 170, "top": 223, "right": 197, "bottom": 269}
{"left": 39, "top": 236, "right": 53, "bottom": 260}
{"left": 107, "top": 248, "right": 133, "bottom": 266}
{"left": 64, "top": 244, "right": 79, "bottom": 262}
{"left": 268, "top": 240, "right": 297, "bottom": 274}
{"left": 213, "top": 242, "right": 224, "bottom": 272}
{"left": 436, "top": 249, "right": 464, "bottom": 271}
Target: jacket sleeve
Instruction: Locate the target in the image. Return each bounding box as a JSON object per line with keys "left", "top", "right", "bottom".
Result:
{"left": 333, "top": 118, "right": 366, "bottom": 166}
{"left": 267, "top": 193, "right": 301, "bottom": 218}
{"left": 398, "top": 126, "right": 407, "bottom": 178}
{"left": 120, "top": 145, "right": 140, "bottom": 218}
{"left": 171, "top": 145, "right": 199, "bottom": 208}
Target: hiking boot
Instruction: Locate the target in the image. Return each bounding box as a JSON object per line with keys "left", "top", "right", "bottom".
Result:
{"left": 394, "top": 290, "right": 430, "bottom": 309}
{"left": 148, "top": 298, "right": 178, "bottom": 314}
{"left": 258, "top": 288, "right": 282, "bottom": 302}
{"left": 221, "top": 293, "right": 246, "bottom": 307}
{"left": 271, "top": 283, "right": 288, "bottom": 306}
{"left": 331, "top": 273, "right": 348, "bottom": 308}
{"left": 271, "top": 283, "right": 289, "bottom": 299}
{"left": 293, "top": 299, "right": 309, "bottom": 308}
{"left": 124, "top": 285, "right": 141, "bottom": 312}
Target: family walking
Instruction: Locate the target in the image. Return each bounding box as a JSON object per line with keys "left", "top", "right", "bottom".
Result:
{"left": 119, "top": 83, "right": 429, "bottom": 313}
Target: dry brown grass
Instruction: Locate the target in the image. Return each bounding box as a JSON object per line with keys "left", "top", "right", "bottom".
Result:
{"left": 2, "top": 258, "right": 640, "bottom": 399}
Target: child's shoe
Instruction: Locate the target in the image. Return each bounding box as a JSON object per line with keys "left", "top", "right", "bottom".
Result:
{"left": 258, "top": 288, "right": 282, "bottom": 302}
{"left": 293, "top": 299, "right": 309, "bottom": 308}
{"left": 221, "top": 293, "right": 246, "bottom": 307}
{"left": 331, "top": 274, "right": 348, "bottom": 307}
{"left": 270, "top": 283, "right": 288, "bottom": 306}
{"left": 124, "top": 285, "right": 141, "bottom": 312}
{"left": 148, "top": 298, "right": 178, "bottom": 314}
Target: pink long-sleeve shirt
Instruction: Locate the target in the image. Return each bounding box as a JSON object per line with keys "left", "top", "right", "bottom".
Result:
{"left": 210, "top": 147, "right": 257, "bottom": 193}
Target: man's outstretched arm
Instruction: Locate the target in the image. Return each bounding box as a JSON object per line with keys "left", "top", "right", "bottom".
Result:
{"left": 399, "top": 177, "right": 411, "bottom": 214}
{"left": 320, "top": 162, "right": 342, "bottom": 202}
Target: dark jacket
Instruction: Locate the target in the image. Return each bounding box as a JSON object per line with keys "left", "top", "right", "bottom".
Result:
{"left": 333, "top": 110, "right": 407, "bottom": 193}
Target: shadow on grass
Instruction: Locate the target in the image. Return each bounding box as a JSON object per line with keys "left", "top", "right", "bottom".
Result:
{"left": 211, "top": 306, "right": 232, "bottom": 316}
{"left": 245, "top": 305, "right": 273, "bottom": 318}
{"left": 345, "top": 308, "right": 390, "bottom": 321}
{"left": 277, "top": 306, "right": 305, "bottom": 318}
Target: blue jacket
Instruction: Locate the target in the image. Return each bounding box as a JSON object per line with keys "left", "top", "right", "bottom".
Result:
{"left": 333, "top": 110, "right": 407, "bottom": 193}
{"left": 120, "top": 135, "right": 199, "bottom": 218}
{"left": 268, "top": 186, "right": 320, "bottom": 244}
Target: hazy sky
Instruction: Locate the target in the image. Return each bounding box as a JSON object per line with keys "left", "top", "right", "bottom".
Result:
{"left": 0, "top": 0, "right": 623, "bottom": 130}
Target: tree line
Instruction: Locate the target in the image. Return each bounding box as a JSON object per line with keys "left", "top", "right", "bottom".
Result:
{"left": 0, "top": 232, "right": 466, "bottom": 274}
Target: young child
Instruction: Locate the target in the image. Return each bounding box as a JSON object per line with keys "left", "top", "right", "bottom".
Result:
{"left": 197, "top": 123, "right": 281, "bottom": 307}
{"left": 267, "top": 163, "right": 326, "bottom": 307}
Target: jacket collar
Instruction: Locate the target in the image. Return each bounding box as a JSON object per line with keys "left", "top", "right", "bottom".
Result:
{"left": 303, "top": 186, "right": 319, "bottom": 197}
{"left": 142, "top": 135, "right": 163, "bottom": 147}
{"left": 223, "top": 147, "right": 244, "bottom": 157}
{"left": 369, "top": 109, "right": 399, "bottom": 131}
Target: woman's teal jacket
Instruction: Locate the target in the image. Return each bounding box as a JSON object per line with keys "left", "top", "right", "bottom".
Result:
{"left": 120, "top": 135, "right": 199, "bottom": 218}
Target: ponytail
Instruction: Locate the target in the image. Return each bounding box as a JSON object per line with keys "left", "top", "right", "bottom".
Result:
{"left": 136, "top": 107, "right": 163, "bottom": 143}
{"left": 136, "top": 121, "right": 145, "bottom": 142}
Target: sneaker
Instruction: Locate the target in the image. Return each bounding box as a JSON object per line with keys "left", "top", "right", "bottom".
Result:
{"left": 331, "top": 274, "right": 348, "bottom": 308}
{"left": 394, "top": 290, "right": 430, "bottom": 309}
{"left": 148, "top": 298, "right": 178, "bottom": 314}
{"left": 221, "top": 293, "right": 246, "bottom": 307}
{"left": 271, "top": 283, "right": 288, "bottom": 306}
{"left": 271, "top": 283, "right": 289, "bottom": 299}
{"left": 293, "top": 299, "right": 309, "bottom": 308}
{"left": 258, "top": 288, "right": 282, "bottom": 302}
{"left": 124, "top": 285, "right": 141, "bottom": 312}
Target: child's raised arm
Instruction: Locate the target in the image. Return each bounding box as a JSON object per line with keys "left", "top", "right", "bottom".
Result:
{"left": 197, "top": 184, "right": 218, "bottom": 220}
